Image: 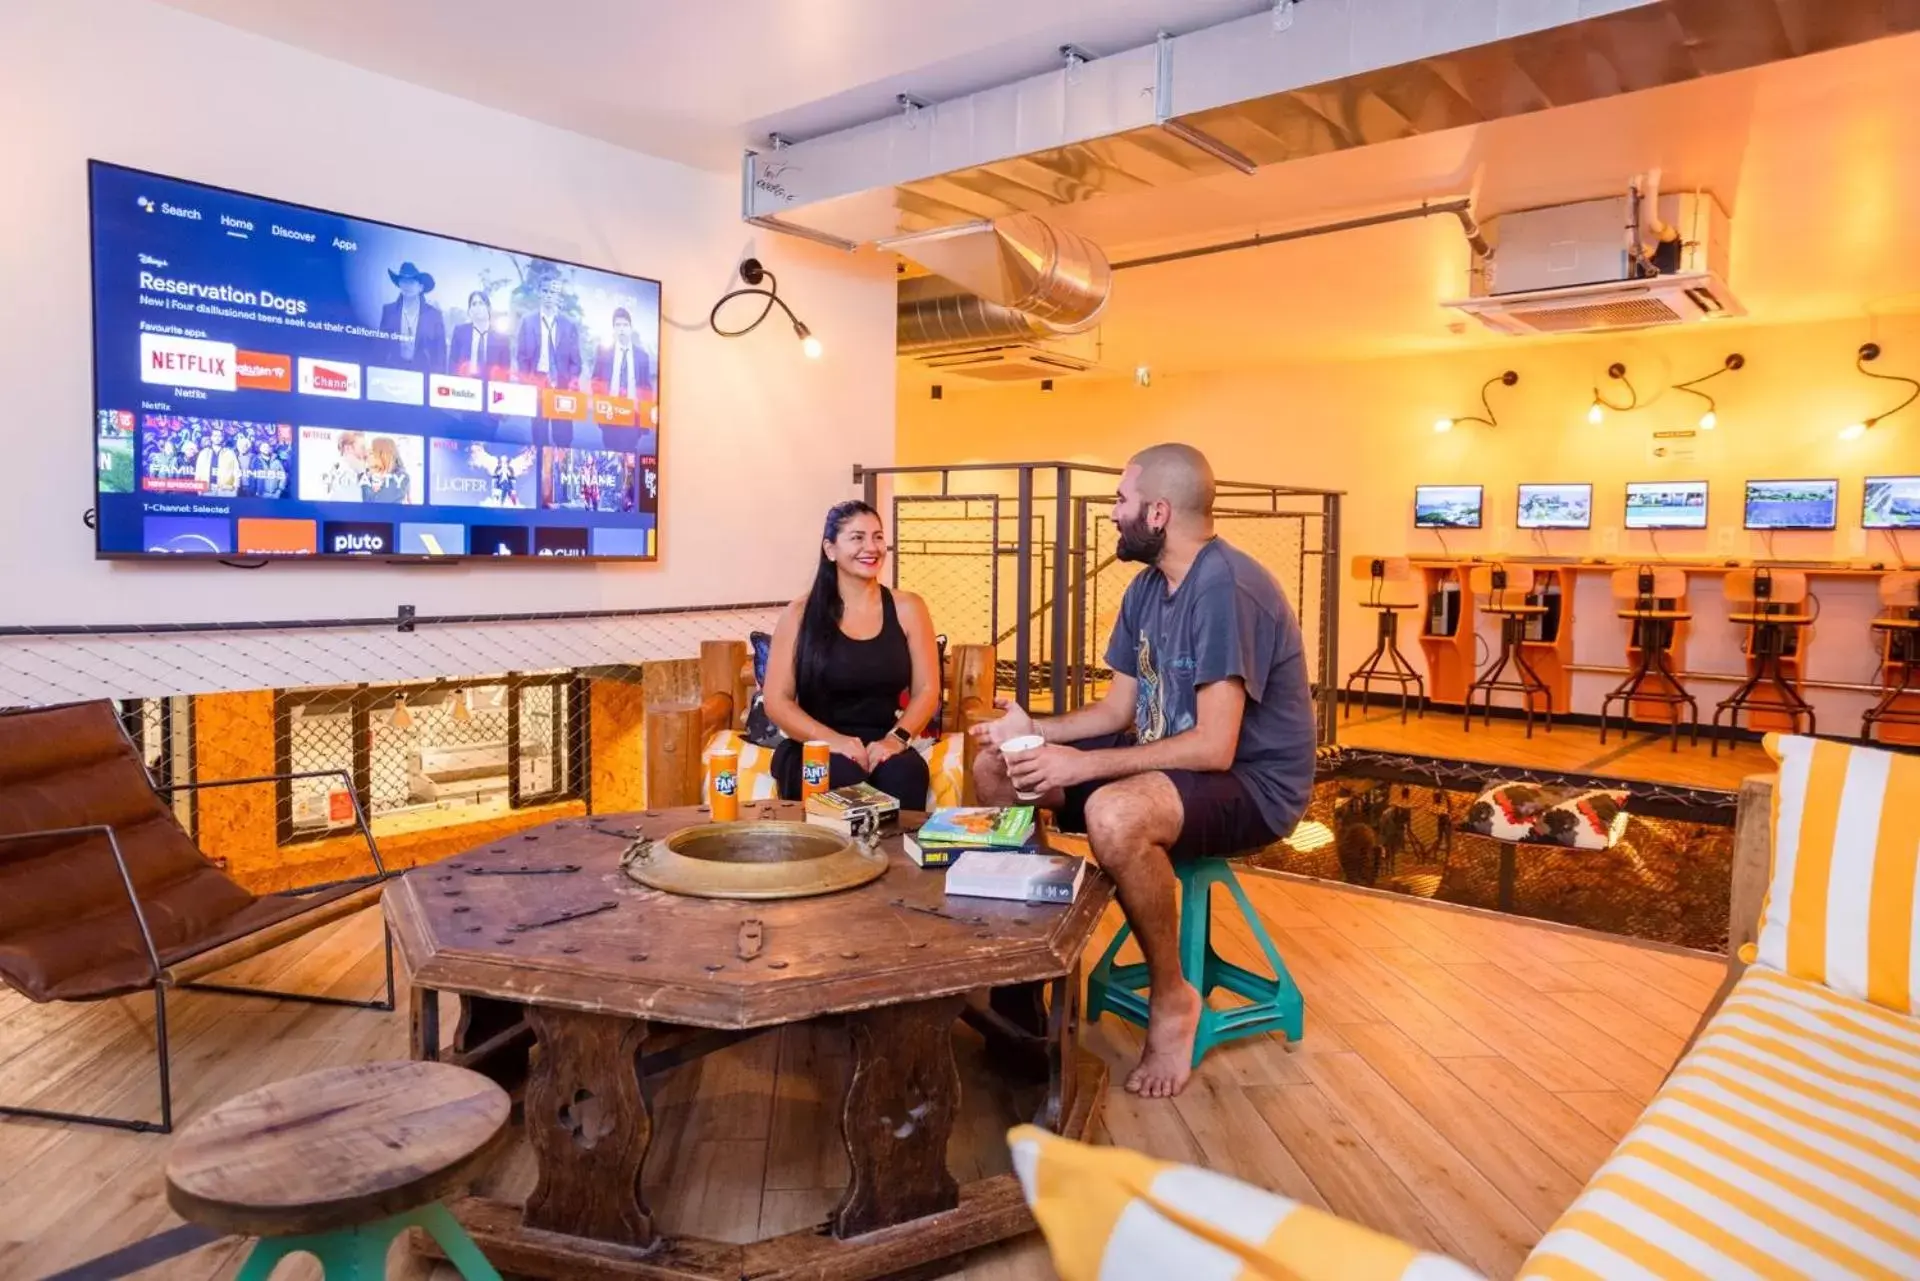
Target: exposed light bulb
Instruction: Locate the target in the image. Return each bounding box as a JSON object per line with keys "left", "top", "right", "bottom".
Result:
{"left": 1134, "top": 365, "right": 1152, "bottom": 387}
{"left": 1840, "top": 421, "right": 1869, "bottom": 441}
{"left": 1433, "top": 418, "right": 1454, "bottom": 434}
{"left": 1698, "top": 410, "right": 1717, "bottom": 431}
{"left": 390, "top": 699, "right": 413, "bottom": 731}
{"left": 801, "top": 334, "right": 823, "bottom": 359}
{"left": 1587, "top": 400, "right": 1605, "bottom": 425}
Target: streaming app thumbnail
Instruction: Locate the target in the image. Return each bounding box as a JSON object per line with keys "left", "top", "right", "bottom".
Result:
{"left": 236, "top": 518, "right": 317, "bottom": 555}
{"left": 143, "top": 515, "right": 232, "bottom": 555}
{"left": 140, "top": 334, "right": 236, "bottom": 392}
{"left": 541, "top": 448, "right": 637, "bottom": 513}
{"left": 399, "top": 522, "right": 467, "bottom": 556}
{"left": 592, "top": 394, "right": 635, "bottom": 427}
{"left": 470, "top": 525, "right": 530, "bottom": 557}
{"left": 296, "top": 427, "right": 426, "bottom": 505}
{"left": 534, "top": 527, "right": 590, "bottom": 557}
{"left": 430, "top": 439, "right": 537, "bottom": 508}
{"left": 541, "top": 388, "right": 587, "bottom": 420}
{"left": 428, "top": 373, "right": 484, "bottom": 411}
{"left": 141, "top": 416, "right": 292, "bottom": 499}
{"left": 486, "top": 381, "right": 538, "bottom": 417}
{"left": 590, "top": 525, "right": 655, "bottom": 558}
{"left": 366, "top": 366, "right": 425, "bottom": 406}
{"left": 639, "top": 455, "right": 658, "bottom": 513}
{"left": 297, "top": 356, "right": 362, "bottom": 399}
{"left": 321, "top": 521, "right": 395, "bottom": 555}
{"left": 97, "top": 410, "right": 135, "bottom": 494}
{"left": 236, "top": 350, "right": 292, "bottom": 392}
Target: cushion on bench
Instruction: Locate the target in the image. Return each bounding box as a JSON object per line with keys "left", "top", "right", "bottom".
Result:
{"left": 1519, "top": 964, "right": 1920, "bottom": 1279}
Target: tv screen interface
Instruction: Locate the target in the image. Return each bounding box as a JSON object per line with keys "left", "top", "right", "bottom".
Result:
{"left": 1625, "top": 481, "right": 1708, "bottom": 530}
{"left": 1744, "top": 478, "right": 1838, "bottom": 531}
{"left": 1517, "top": 483, "right": 1593, "bottom": 530}
{"left": 90, "top": 161, "right": 661, "bottom": 560}
{"left": 1864, "top": 476, "right": 1920, "bottom": 530}
{"left": 1414, "top": 485, "right": 1483, "bottom": 530}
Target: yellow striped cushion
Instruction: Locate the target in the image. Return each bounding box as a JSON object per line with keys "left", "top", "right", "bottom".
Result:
{"left": 1521, "top": 966, "right": 1920, "bottom": 1280}
{"left": 700, "top": 730, "right": 965, "bottom": 810}
{"left": 1008, "top": 1125, "right": 1485, "bottom": 1281}
{"left": 1755, "top": 733, "right": 1920, "bottom": 1014}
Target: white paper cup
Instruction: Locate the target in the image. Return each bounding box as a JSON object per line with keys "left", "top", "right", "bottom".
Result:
{"left": 999, "top": 733, "right": 1046, "bottom": 801}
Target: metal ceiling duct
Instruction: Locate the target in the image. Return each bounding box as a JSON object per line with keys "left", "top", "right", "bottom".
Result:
{"left": 886, "top": 213, "right": 1111, "bottom": 335}
{"left": 895, "top": 291, "right": 1059, "bottom": 357}
{"left": 744, "top": 0, "right": 1920, "bottom": 249}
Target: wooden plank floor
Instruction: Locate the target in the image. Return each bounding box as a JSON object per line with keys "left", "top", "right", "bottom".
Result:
{"left": 1336, "top": 703, "right": 1773, "bottom": 791}
{"left": 0, "top": 874, "right": 1723, "bottom": 1281}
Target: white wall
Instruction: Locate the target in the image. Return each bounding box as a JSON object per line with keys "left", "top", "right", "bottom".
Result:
{"left": 0, "top": 0, "right": 895, "bottom": 634}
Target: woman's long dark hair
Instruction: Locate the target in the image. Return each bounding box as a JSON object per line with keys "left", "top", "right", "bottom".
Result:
{"left": 795, "top": 500, "right": 880, "bottom": 710}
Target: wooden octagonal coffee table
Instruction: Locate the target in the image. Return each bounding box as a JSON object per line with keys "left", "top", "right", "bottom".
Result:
{"left": 384, "top": 800, "right": 1113, "bottom": 1281}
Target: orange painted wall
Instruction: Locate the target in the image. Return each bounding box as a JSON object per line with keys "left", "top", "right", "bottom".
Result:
{"left": 897, "top": 313, "right": 1920, "bottom": 725}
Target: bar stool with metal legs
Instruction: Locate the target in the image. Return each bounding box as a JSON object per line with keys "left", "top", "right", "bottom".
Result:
{"left": 1862, "top": 571, "right": 1920, "bottom": 742}
{"left": 1344, "top": 555, "right": 1426, "bottom": 723}
{"left": 1463, "top": 564, "right": 1553, "bottom": 737}
{"left": 1599, "top": 566, "right": 1699, "bottom": 750}
{"left": 1712, "top": 568, "right": 1815, "bottom": 754}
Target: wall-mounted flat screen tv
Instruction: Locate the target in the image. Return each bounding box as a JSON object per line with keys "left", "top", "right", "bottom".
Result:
{"left": 1864, "top": 476, "right": 1920, "bottom": 529}
{"left": 1624, "top": 481, "right": 1708, "bottom": 530}
{"left": 1743, "top": 478, "right": 1838, "bottom": 531}
{"left": 1516, "top": 483, "right": 1593, "bottom": 530}
{"left": 90, "top": 160, "right": 661, "bottom": 561}
{"left": 1414, "top": 485, "right": 1483, "bottom": 529}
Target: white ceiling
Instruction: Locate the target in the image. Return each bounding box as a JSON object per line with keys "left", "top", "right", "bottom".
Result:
{"left": 154, "top": 0, "right": 1267, "bottom": 170}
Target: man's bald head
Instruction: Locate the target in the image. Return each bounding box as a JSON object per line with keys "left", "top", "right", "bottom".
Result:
{"left": 1128, "top": 443, "right": 1216, "bottom": 519}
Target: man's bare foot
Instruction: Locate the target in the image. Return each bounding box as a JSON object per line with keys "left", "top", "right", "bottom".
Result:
{"left": 1124, "top": 980, "right": 1202, "bottom": 1098}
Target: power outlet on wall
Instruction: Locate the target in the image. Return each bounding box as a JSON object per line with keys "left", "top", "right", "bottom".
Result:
{"left": 1716, "top": 526, "right": 1738, "bottom": 555}
{"left": 1599, "top": 527, "right": 1620, "bottom": 553}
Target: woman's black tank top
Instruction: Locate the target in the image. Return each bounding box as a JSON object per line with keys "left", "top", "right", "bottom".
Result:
{"left": 803, "top": 588, "right": 911, "bottom": 741}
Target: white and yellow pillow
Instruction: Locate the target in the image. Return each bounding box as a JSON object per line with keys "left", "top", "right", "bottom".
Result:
{"left": 700, "top": 729, "right": 965, "bottom": 811}
{"left": 1008, "top": 1126, "right": 1484, "bottom": 1281}
{"left": 1755, "top": 733, "right": 1920, "bottom": 1014}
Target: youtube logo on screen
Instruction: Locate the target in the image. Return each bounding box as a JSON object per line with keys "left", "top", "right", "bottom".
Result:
{"left": 486, "top": 381, "right": 537, "bottom": 417}
{"left": 140, "top": 334, "right": 236, "bottom": 392}
{"left": 298, "top": 357, "right": 362, "bottom": 399}
{"left": 235, "top": 350, "right": 292, "bottom": 391}
{"left": 429, "top": 374, "right": 484, "bottom": 411}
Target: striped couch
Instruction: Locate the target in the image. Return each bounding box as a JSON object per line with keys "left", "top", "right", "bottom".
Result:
{"left": 1013, "top": 732, "right": 1920, "bottom": 1281}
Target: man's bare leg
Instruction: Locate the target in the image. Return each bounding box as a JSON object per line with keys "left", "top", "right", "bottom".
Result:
{"left": 1083, "top": 775, "right": 1200, "bottom": 1098}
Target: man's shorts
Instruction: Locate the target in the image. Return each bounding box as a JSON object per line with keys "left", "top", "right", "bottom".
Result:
{"left": 1053, "top": 733, "right": 1280, "bottom": 861}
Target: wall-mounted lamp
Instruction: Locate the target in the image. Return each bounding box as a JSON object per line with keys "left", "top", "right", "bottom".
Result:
{"left": 1433, "top": 370, "right": 1519, "bottom": 433}
{"left": 710, "top": 257, "right": 821, "bottom": 358}
{"left": 1587, "top": 362, "right": 1637, "bottom": 424}
{"left": 390, "top": 695, "right": 413, "bottom": 731}
{"left": 1840, "top": 343, "right": 1920, "bottom": 440}
{"left": 1135, "top": 365, "right": 1152, "bottom": 387}
{"left": 1671, "top": 353, "right": 1745, "bottom": 430}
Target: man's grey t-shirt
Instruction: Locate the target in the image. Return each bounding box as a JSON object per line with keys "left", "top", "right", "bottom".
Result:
{"left": 1104, "top": 537, "right": 1317, "bottom": 837}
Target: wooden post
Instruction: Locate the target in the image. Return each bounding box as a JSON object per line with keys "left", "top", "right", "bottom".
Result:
{"left": 645, "top": 704, "right": 705, "bottom": 809}
{"left": 947, "top": 643, "right": 995, "bottom": 806}
{"left": 699, "top": 640, "right": 750, "bottom": 732}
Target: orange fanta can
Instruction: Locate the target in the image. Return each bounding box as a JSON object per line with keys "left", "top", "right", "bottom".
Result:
{"left": 801, "top": 740, "right": 831, "bottom": 800}
{"left": 709, "top": 747, "right": 739, "bottom": 821}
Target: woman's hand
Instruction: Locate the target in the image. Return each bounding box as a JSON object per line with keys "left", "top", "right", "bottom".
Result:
{"left": 830, "top": 735, "right": 870, "bottom": 770}
{"left": 865, "top": 734, "right": 906, "bottom": 767}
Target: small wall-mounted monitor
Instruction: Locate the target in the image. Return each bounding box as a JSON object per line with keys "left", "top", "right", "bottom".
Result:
{"left": 1744, "top": 478, "right": 1839, "bottom": 531}
{"left": 1516, "top": 483, "right": 1593, "bottom": 530}
{"left": 1864, "top": 476, "right": 1920, "bottom": 529}
{"left": 1414, "top": 485, "right": 1483, "bottom": 529}
{"left": 1625, "top": 480, "right": 1708, "bottom": 530}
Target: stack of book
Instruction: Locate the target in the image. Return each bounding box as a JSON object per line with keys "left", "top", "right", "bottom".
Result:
{"left": 903, "top": 805, "right": 1036, "bottom": 867}
{"left": 803, "top": 782, "right": 901, "bottom": 836}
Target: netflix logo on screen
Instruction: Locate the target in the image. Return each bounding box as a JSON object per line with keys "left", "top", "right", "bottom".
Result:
{"left": 140, "top": 334, "right": 236, "bottom": 392}
{"left": 321, "top": 521, "right": 394, "bottom": 555}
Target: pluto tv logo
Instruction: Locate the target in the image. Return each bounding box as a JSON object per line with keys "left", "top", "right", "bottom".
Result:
{"left": 322, "top": 521, "right": 394, "bottom": 556}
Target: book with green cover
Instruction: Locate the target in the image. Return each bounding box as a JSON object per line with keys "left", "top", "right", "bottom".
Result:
{"left": 914, "top": 806, "right": 1036, "bottom": 848}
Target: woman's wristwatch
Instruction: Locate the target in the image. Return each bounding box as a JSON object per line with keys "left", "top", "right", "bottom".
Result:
{"left": 889, "top": 724, "right": 914, "bottom": 746}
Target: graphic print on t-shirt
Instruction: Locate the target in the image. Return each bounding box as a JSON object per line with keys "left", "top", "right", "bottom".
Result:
{"left": 1133, "top": 633, "right": 1196, "bottom": 743}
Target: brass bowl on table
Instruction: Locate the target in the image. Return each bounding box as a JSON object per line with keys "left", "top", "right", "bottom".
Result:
{"left": 620, "top": 820, "right": 889, "bottom": 900}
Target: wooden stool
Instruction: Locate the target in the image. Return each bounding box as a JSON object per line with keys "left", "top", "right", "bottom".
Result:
{"left": 1863, "top": 571, "right": 1920, "bottom": 742}
{"left": 1713, "top": 568, "right": 1815, "bottom": 754}
{"left": 1599, "top": 566, "right": 1699, "bottom": 750}
{"left": 1086, "top": 859, "right": 1304, "bottom": 1066}
{"left": 1344, "top": 555, "right": 1426, "bottom": 722}
{"left": 165, "top": 1061, "right": 509, "bottom": 1280}
{"left": 1463, "top": 565, "right": 1553, "bottom": 737}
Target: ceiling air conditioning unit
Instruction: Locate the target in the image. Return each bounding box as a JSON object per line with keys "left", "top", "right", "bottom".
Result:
{"left": 914, "top": 338, "right": 1098, "bottom": 382}
{"left": 1442, "top": 192, "right": 1743, "bottom": 337}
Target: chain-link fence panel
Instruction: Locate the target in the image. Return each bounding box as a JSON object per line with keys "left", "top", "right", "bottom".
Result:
{"left": 891, "top": 495, "right": 999, "bottom": 649}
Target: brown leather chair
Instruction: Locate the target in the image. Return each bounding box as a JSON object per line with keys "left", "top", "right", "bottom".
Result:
{"left": 0, "top": 701, "right": 393, "bottom": 1134}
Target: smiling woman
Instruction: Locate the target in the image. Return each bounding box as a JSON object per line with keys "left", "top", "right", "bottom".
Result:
{"left": 760, "top": 501, "right": 944, "bottom": 806}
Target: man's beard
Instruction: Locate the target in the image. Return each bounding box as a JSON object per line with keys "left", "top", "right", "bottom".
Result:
{"left": 1114, "top": 511, "right": 1166, "bottom": 565}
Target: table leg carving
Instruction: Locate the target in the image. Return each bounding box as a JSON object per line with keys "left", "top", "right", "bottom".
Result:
{"left": 451, "top": 994, "right": 533, "bottom": 1089}
{"left": 410, "top": 986, "right": 440, "bottom": 1061}
{"left": 523, "top": 1007, "right": 654, "bottom": 1247}
{"left": 1041, "top": 969, "right": 1081, "bottom": 1131}
{"left": 833, "top": 995, "right": 965, "bottom": 1239}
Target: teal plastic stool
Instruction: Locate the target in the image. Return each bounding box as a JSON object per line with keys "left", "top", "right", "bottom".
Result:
{"left": 166, "top": 1061, "right": 509, "bottom": 1281}
{"left": 1086, "top": 858, "right": 1304, "bottom": 1065}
